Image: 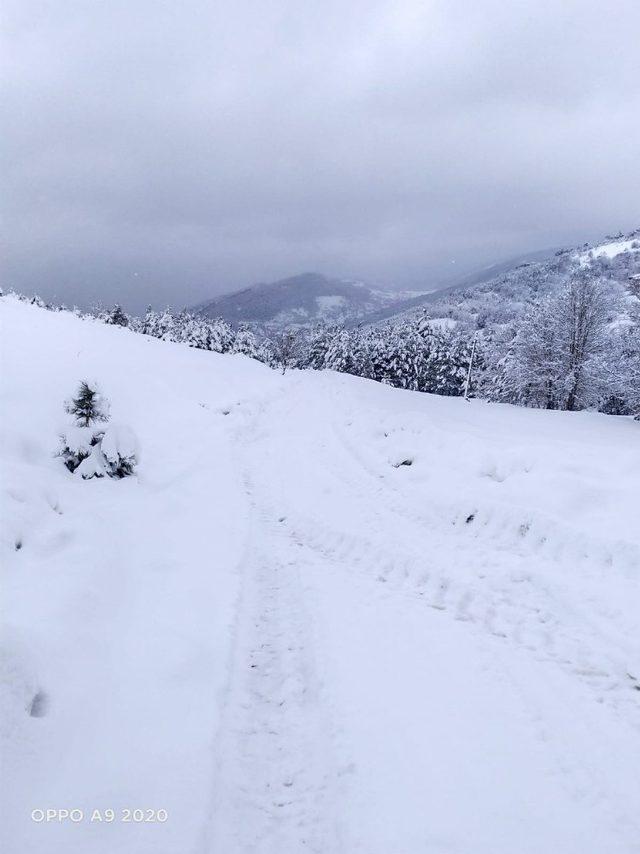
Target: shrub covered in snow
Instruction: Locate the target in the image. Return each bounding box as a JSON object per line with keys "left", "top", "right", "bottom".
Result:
{"left": 100, "top": 424, "right": 139, "bottom": 478}
{"left": 58, "top": 382, "right": 138, "bottom": 479}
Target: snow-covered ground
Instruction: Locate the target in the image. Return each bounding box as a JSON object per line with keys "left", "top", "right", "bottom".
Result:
{"left": 1, "top": 297, "right": 639, "bottom": 853}
{"left": 578, "top": 237, "right": 640, "bottom": 264}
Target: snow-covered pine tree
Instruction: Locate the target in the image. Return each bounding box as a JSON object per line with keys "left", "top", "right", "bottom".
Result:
{"left": 414, "top": 314, "right": 444, "bottom": 392}
{"left": 305, "top": 323, "right": 339, "bottom": 370}
{"left": 433, "top": 330, "right": 475, "bottom": 397}
{"left": 59, "top": 382, "right": 110, "bottom": 473}
{"left": 231, "top": 324, "right": 259, "bottom": 359}
{"left": 325, "top": 329, "right": 358, "bottom": 376}
{"left": 209, "top": 318, "right": 235, "bottom": 353}
{"left": 141, "top": 305, "right": 159, "bottom": 336}
{"left": 171, "top": 309, "right": 192, "bottom": 344}
{"left": 155, "top": 308, "right": 176, "bottom": 341}
{"left": 364, "top": 325, "right": 396, "bottom": 384}
{"left": 103, "top": 304, "right": 129, "bottom": 327}
{"left": 188, "top": 315, "right": 214, "bottom": 350}
{"left": 382, "top": 321, "right": 422, "bottom": 390}
{"left": 59, "top": 384, "right": 139, "bottom": 479}
{"left": 65, "top": 381, "right": 110, "bottom": 427}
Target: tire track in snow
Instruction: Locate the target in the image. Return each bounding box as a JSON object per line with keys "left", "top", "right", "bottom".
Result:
{"left": 205, "top": 379, "right": 639, "bottom": 850}
{"left": 202, "top": 458, "right": 343, "bottom": 853}
{"left": 286, "top": 509, "right": 640, "bottom": 728}
{"left": 239, "top": 385, "right": 639, "bottom": 730}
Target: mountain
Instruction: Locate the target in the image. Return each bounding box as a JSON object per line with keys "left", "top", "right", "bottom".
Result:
{"left": 193, "top": 231, "right": 639, "bottom": 335}
{"left": 192, "top": 248, "right": 564, "bottom": 332}
{"left": 193, "top": 272, "right": 428, "bottom": 330}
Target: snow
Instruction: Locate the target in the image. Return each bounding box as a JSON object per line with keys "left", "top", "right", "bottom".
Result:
{"left": 579, "top": 238, "right": 640, "bottom": 264}
{"left": 426, "top": 316, "right": 458, "bottom": 331}
{"left": 315, "top": 295, "right": 347, "bottom": 311}
{"left": 74, "top": 443, "right": 108, "bottom": 479}
{"left": 100, "top": 423, "right": 139, "bottom": 465}
{"left": 1, "top": 296, "right": 639, "bottom": 853}
{"left": 59, "top": 425, "right": 97, "bottom": 457}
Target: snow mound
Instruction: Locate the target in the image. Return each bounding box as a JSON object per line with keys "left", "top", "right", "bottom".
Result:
{"left": 100, "top": 423, "right": 140, "bottom": 465}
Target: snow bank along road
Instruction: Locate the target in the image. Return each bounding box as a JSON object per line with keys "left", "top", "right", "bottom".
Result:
{"left": 1, "top": 298, "right": 639, "bottom": 854}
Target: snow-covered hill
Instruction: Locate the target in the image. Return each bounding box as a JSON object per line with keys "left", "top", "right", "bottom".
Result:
{"left": 193, "top": 272, "right": 426, "bottom": 331}
{"left": 1, "top": 297, "right": 639, "bottom": 854}
{"left": 391, "top": 228, "right": 640, "bottom": 330}
{"left": 192, "top": 231, "right": 638, "bottom": 336}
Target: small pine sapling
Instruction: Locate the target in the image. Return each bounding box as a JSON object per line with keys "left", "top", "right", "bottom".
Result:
{"left": 58, "top": 383, "right": 139, "bottom": 479}
{"left": 59, "top": 382, "right": 110, "bottom": 473}
{"left": 65, "top": 381, "right": 110, "bottom": 427}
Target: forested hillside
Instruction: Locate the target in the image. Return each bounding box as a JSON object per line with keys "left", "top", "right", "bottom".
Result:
{"left": 4, "top": 229, "right": 639, "bottom": 418}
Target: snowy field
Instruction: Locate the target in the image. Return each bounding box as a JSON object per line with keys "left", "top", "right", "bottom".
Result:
{"left": 1, "top": 296, "right": 639, "bottom": 854}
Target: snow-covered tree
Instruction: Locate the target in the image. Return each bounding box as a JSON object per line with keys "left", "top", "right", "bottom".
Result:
{"left": 59, "top": 382, "right": 109, "bottom": 473}
{"left": 324, "top": 329, "right": 373, "bottom": 378}
{"left": 58, "top": 383, "right": 138, "bottom": 479}
{"left": 268, "top": 329, "right": 300, "bottom": 374}
{"left": 155, "top": 308, "right": 177, "bottom": 341}
{"left": 103, "top": 304, "right": 129, "bottom": 327}
{"left": 208, "top": 318, "right": 235, "bottom": 353}
{"left": 231, "top": 324, "right": 259, "bottom": 359}
{"left": 100, "top": 425, "right": 139, "bottom": 478}
{"left": 140, "top": 305, "right": 159, "bottom": 336}
{"left": 496, "top": 273, "right": 619, "bottom": 411}
{"left": 65, "top": 381, "right": 110, "bottom": 427}
{"left": 559, "top": 273, "right": 617, "bottom": 411}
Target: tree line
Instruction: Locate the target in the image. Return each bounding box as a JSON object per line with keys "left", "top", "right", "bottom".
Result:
{"left": 3, "top": 265, "right": 639, "bottom": 418}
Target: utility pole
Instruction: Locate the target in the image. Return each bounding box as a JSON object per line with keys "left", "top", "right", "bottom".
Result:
{"left": 463, "top": 333, "right": 478, "bottom": 401}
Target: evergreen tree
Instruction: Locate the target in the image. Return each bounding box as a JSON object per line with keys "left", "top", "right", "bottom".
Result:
{"left": 209, "top": 318, "right": 235, "bottom": 353}
{"left": 232, "top": 324, "right": 259, "bottom": 358}
{"left": 141, "top": 305, "right": 158, "bottom": 336}
{"left": 187, "top": 315, "right": 213, "bottom": 350}
{"left": 323, "top": 328, "right": 373, "bottom": 378}
{"left": 65, "top": 381, "right": 109, "bottom": 427}
{"left": 58, "top": 385, "right": 139, "bottom": 478}
{"left": 305, "top": 323, "right": 339, "bottom": 370}
{"left": 59, "top": 382, "right": 110, "bottom": 473}
{"left": 156, "top": 308, "right": 176, "bottom": 341}
{"left": 104, "top": 304, "right": 129, "bottom": 327}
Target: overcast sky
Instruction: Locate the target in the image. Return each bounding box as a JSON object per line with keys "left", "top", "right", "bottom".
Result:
{"left": 3, "top": 0, "right": 639, "bottom": 312}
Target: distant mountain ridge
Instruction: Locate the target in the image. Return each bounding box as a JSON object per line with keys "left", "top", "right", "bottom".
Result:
{"left": 193, "top": 272, "right": 427, "bottom": 330}
{"left": 192, "top": 231, "right": 639, "bottom": 332}
{"left": 192, "top": 250, "right": 560, "bottom": 331}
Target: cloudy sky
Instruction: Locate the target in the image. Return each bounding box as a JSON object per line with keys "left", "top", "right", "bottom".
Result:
{"left": 3, "top": 0, "right": 639, "bottom": 312}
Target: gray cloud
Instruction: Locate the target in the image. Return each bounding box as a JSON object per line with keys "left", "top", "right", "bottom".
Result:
{"left": 2, "top": 0, "right": 639, "bottom": 312}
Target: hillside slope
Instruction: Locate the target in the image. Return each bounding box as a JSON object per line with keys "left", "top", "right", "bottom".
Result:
{"left": 1, "top": 298, "right": 639, "bottom": 854}
{"left": 191, "top": 231, "right": 639, "bottom": 336}
{"left": 390, "top": 228, "right": 640, "bottom": 329}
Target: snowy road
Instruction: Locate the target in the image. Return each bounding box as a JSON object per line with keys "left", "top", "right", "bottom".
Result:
{"left": 2, "top": 300, "right": 639, "bottom": 854}
{"left": 201, "top": 373, "right": 640, "bottom": 854}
